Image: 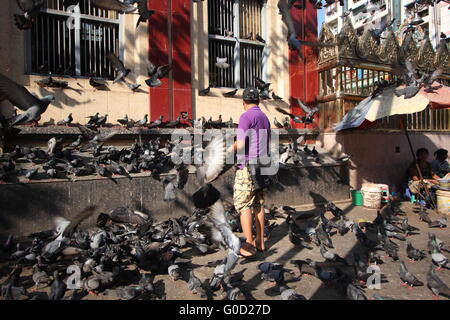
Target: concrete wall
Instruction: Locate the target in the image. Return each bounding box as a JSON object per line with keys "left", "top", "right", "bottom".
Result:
{"left": 317, "top": 131, "right": 450, "bottom": 191}
{"left": 0, "top": 165, "right": 349, "bottom": 236}
{"left": 191, "top": 0, "right": 291, "bottom": 125}
{"left": 0, "top": 3, "right": 150, "bottom": 124}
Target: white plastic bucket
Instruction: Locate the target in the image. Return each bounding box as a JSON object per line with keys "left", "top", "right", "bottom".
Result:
{"left": 436, "top": 190, "right": 450, "bottom": 215}
{"left": 361, "top": 184, "right": 382, "bottom": 209}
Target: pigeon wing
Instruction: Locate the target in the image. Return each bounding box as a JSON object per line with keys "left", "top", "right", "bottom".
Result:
{"left": 62, "top": 205, "right": 97, "bottom": 238}
{"left": 91, "top": 0, "right": 136, "bottom": 12}
{"left": 296, "top": 98, "right": 312, "bottom": 114}
{"left": 198, "top": 135, "right": 225, "bottom": 184}
{"left": 275, "top": 106, "right": 294, "bottom": 118}
{"left": 0, "top": 73, "right": 40, "bottom": 111}
{"left": 76, "top": 124, "right": 97, "bottom": 140}
{"left": 107, "top": 51, "right": 126, "bottom": 73}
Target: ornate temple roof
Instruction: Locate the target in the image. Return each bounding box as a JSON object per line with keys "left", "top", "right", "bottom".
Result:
{"left": 318, "top": 16, "right": 450, "bottom": 75}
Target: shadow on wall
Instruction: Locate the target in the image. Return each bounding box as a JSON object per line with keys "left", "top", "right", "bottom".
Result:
{"left": 0, "top": 183, "right": 67, "bottom": 234}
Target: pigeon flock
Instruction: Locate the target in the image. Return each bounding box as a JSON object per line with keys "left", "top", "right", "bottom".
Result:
{"left": 1, "top": 0, "right": 449, "bottom": 302}
{"left": 1, "top": 186, "right": 450, "bottom": 300}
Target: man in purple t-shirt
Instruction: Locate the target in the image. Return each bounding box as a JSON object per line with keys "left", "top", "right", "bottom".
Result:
{"left": 227, "top": 87, "right": 271, "bottom": 257}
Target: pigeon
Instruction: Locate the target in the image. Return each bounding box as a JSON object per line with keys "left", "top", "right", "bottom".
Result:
{"left": 148, "top": 115, "right": 164, "bottom": 128}
{"left": 0, "top": 73, "right": 55, "bottom": 126}
{"left": 49, "top": 271, "right": 67, "bottom": 300}
{"left": 431, "top": 246, "right": 450, "bottom": 270}
{"left": 35, "top": 76, "right": 69, "bottom": 89}
{"left": 255, "top": 34, "right": 266, "bottom": 43}
{"left": 272, "top": 92, "right": 283, "bottom": 100}
{"left": 146, "top": 62, "right": 172, "bottom": 87}
{"left": 199, "top": 86, "right": 211, "bottom": 96}
{"left": 168, "top": 265, "right": 180, "bottom": 281}
{"left": 14, "top": 0, "right": 43, "bottom": 30}
{"left": 117, "top": 115, "right": 129, "bottom": 127}
{"left": 90, "top": 0, "right": 137, "bottom": 13}
{"left": 57, "top": 113, "right": 73, "bottom": 126}
{"left": 296, "top": 98, "right": 319, "bottom": 123}
{"left": 193, "top": 135, "right": 226, "bottom": 209}
{"left": 135, "top": 114, "right": 148, "bottom": 127}
{"left": 370, "top": 18, "right": 395, "bottom": 44}
{"left": 427, "top": 264, "right": 450, "bottom": 299}
{"left": 399, "top": 261, "right": 423, "bottom": 287}
{"left": 135, "top": 0, "right": 155, "bottom": 28}
{"left": 346, "top": 283, "right": 367, "bottom": 300}
{"left": 107, "top": 52, "right": 131, "bottom": 83}
{"left": 428, "top": 233, "right": 450, "bottom": 253}
{"left": 226, "top": 286, "right": 245, "bottom": 300}
{"left": 275, "top": 107, "right": 303, "bottom": 123}
{"left": 273, "top": 117, "right": 283, "bottom": 129}
{"left": 86, "top": 113, "right": 100, "bottom": 125}
{"left": 215, "top": 57, "right": 230, "bottom": 69}
{"left": 326, "top": 202, "right": 344, "bottom": 218}
{"left": 429, "top": 216, "right": 447, "bottom": 229}
{"left": 279, "top": 284, "right": 306, "bottom": 300}
{"left": 394, "top": 63, "right": 443, "bottom": 99}
{"left": 187, "top": 270, "right": 206, "bottom": 298}
{"left": 400, "top": 217, "right": 419, "bottom": 236}
{"left": 77, "top": 125, "right": 116, "bottom": 150}
{"left": 67, "top": 135, "right": 82, "bottom": 149}
{"left": 223, "top": 88, "right": 238, "bottom": 97}
{"left": 418, "top": 209, "right": 432, "bottom": 223}
{"left": 89, "top": 77, "right": 109, "bottom": 90}
{"left": 162, "top": 175, "right": 177, "bottom": 201}
{"left": 406, "top": 240, "right": 426, "bottom": 261}
{"left": 96, "top": 114, "right": 108, "bottom": 127}
{"left": 125, "top": 82, "right": 141, "bottom": 92}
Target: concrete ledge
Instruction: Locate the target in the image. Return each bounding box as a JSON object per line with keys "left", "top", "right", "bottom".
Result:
{"left": 0, "top": 164, "right": 349, "bottom": 236}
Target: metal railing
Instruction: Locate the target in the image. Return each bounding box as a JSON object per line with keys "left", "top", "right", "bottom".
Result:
{"left": 29, "top": 0, "right": 121, "bottom": 79}
{"left": 207, "top": 0, "right": 266, "bottom": 88}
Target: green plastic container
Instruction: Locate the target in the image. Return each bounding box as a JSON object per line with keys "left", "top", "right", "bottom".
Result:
{"left": 351, "top": 190, "right": 363, "bottom": 206}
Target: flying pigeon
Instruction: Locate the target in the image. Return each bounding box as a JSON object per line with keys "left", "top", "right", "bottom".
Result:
{"left": 136, "top": 0, "right": 155, "bottom": 28}
{"left": 90, "top": 0, "right": 137, "bottom": 13}
{"left": 215, "top": 57, "right": 230, "bottom": 69}
{"left": 14, "top": 0, "right": 43, "bottom": 30}
{"left": 145, "top": 61, "right": 172, "bottom": 87}
{"left": 0, "top": 73, "right": 55, "bottom": 126}
{"left": 107, "top": 52, "right": 131, "bottom": 84}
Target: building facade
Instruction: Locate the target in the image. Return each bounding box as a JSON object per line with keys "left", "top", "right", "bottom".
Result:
{"left": 324, "top": 0, "right": 450, "bottom": 49}
{"left": 0, "top": 0, "right": 319, "bottom": 129}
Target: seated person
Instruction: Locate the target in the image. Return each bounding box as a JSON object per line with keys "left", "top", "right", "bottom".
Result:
{"left": 408, "top": 148, "right": 440, "bottom": 195}
{"left": 431, "top": 149, "right": 449, "bottom": 179}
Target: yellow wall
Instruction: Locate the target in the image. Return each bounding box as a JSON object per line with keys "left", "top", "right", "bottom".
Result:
{"left": 0, "top": 3, "right": 149, "bottom": 125}
{"left": 1, "top": 1, "right": 291, "bottom": 127}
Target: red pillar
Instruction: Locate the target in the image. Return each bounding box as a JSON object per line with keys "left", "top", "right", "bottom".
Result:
{"left": 148, "top": 0, "right": 193, "bottom": 122}
{"left": 288, "top": 2, "right": 318, "bottom": 129}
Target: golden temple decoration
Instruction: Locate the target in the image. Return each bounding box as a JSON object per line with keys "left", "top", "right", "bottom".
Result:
{"left": 318, "top": 17, "right": 450, "bottom": 75}
{"left": 357, "top": 29, "right": 380, "bottom": 61}
{"left": 434, "top": 40, "right": 450, "bottom": 70}
{"left": 417, "top": 37, "right": 436, "bottom": 71}
{"left": 318, "top": 22, "right": 337, "bottom": 64}
{"left": 378, "top": 30, "right": 400, "bottom": 65}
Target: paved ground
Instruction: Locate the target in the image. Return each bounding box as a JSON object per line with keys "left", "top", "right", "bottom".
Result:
{"left": 1, "top": 201, "right": 449, "bottom": 300}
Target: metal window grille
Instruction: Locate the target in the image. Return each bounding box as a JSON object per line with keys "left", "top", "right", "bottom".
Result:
{"left": 29, "top": 0, "right": 121, "bottom": 80}
{"left": 208, "top": 0, "right": 266, "bottom": 89}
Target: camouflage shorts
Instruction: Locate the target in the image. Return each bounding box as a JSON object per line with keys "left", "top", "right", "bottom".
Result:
{"left": 233, "top": 167, "right": 264, "bottom": 212}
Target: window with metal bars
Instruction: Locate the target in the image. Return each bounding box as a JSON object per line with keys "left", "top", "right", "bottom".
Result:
{"left": 208, "top": 0, "right": 266, "bottom": 89}
{"left": 28, "top": 0, "right": 122, "bottom": 80}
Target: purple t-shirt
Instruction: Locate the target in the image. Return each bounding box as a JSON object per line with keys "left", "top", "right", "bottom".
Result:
{"left": 236, "top": 106, "right": 271, "bottom": 168}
